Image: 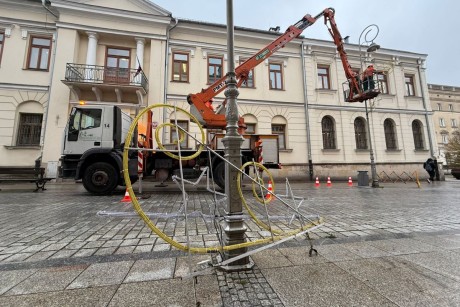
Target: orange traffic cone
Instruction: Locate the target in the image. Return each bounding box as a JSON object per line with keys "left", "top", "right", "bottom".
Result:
{"left": 265, "top": 180, "right": 273, "bottom": 200}
{"left": 314, "top": 177, "right": 320, "bottom": 187}
{"left": 326, "top": 176, "right": 332, "bottom": 187}
{"left": 121, "top": 189, "right": 132, "bottom": 202}
{"left": 348, "top": 176, "right": 353, "bottom": 187}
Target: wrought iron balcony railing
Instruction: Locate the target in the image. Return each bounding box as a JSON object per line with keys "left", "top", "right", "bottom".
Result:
{"left": 64, "top": 63, "right": 148, "bottom": 93}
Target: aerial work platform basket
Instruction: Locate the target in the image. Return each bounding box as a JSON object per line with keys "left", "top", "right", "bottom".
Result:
{"left": 343, "top": 74, "right": 382, "bottom": 103}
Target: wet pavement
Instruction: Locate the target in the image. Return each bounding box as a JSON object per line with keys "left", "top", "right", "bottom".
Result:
{"left": 0, "top": 177, "right": 459, "bottom": 306}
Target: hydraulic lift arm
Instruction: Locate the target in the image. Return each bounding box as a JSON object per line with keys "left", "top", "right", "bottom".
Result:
{"left": 186, "top": 7, "right": 376, "bottom": 129}
{"left": 322, "top": 9, "right": 379, "bottom": 102}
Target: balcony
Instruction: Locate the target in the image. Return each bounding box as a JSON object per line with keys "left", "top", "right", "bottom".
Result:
{"left": 62, "top": 63, "right": 148, "bottom": 105}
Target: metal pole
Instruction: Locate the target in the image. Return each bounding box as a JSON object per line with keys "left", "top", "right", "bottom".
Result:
{"left": 220, "top": 0, "right": 252, "bottom": 271}
{"left": 365, "top": 100, "right": 379, "bottom": 187}
{"left": 359, "top": 25, "right": 380, "bottom": 188}
{"left": 417, "top": 61, "right": 435, "bottom": 157}
{"left": 301, "top": 41, "right": 314, "bottom": 181}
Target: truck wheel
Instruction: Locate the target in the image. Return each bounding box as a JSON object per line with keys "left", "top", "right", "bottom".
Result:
{"left": 212, "top": 161, "right": 225, "bottom": 190}
{"left": 82, "top": 162, "right": 118, "bottom": 195}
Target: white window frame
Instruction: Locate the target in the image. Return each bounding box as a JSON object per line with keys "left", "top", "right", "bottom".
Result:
{"left": 439, "top": 118, "right": 446, "bottom": 127}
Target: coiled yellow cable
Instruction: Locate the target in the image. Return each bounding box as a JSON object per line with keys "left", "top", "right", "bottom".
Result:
{"left": 122, "top": 104, "right": 323, "bottom": 253}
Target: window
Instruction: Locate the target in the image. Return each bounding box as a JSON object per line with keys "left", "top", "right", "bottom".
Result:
{"left": 269, "top": 63, "right": 283, "bottom": 90}
{"left": 384, "top": 118, "right": 397, "bottom": 150}
{"left": 376, "top": 72, "right": 389, "bottom": 94}
{"left": 67, "top": 108, "right": 102, "bottom": 142}
{"left": 317, "top": 65, "right": 330, "bottom": 89}
{"left": 354, "top": 117, "right": 367, "bottom": 149}
{"left": 16, "top": 113, "right": 43, "bottom": 146}
{"left": 207, "top": 128, "right": 223, "bottom": 144}
{"left": 170, "top": 120, "right": 189, "bottom": 148}
{"left": 439, "top": 118, "right": 446, "bottom": 127}
{"left": 245, "top": 123, "right": 256, "bottom": 134}
{"left": 321, "top": 116, "right": 336, "bottom": 149}
{"left": 239, "top": 58, "right": 254, "bottom": 88}
{"left": 412, "top": 120, "right": 424, "bottom": 150}
{"left": 0, "top": 31, "right": 4, "bottom": 65}
{"left": 442, "top": 134, "right": 449, "bottom": 144}
{"left": 449, "top": 104, "right": 453, "bottom": 111}
{"left": 452, "top": 119, "right": 458, "bottom": 128}
{"left": 404, "top": 75, "right": 415, "bottom": 96}
{"left": 172, "top": 52, "right": 189, "bottom": 82}
{"left": 271, "top": 124, "right": 286, "bottom": 149}
{"left": 27, "top": 36, "right": 52, "bottom": 70}
{"left": 437, "top": 103, "right": 442, "bottom": 111}
{"left": 208, "top": 56, "right": 223, "bottom": 84}
{"left": 105, "top": 47, "right": 130, "bottom": 83}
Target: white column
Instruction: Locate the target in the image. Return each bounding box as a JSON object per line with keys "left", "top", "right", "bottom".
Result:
{"left": 86, "top": 32, "right": 98, "bottom": 66}
{"left": 135, "top": 38, "right": 145, "bottom": 67}
{"left": 135, "top": 38, "right": 145, "bottom": 85}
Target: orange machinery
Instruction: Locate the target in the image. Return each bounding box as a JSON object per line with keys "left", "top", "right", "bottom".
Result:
{"left": 186, "top": 8, "right": 380, "bottom": 129}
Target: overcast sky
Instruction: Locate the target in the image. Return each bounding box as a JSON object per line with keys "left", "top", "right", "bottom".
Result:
{"left": 152, "top": 0, "right": 459, "bottom": 87}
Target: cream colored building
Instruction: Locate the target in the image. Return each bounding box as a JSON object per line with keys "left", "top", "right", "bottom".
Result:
{"left": 0, "top": 0, "right": 438, "bottom": 180}
{"left": 428, "top": 84, "right": 460, "bottom": 166}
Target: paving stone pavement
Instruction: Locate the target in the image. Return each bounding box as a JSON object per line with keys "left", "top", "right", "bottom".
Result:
{"left": 0, "top": 179, "right": 459, "bottom": 306}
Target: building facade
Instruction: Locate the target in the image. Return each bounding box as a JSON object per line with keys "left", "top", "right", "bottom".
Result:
{"left": 428, "top": 84, "right": 460, "bottom": 166}
{"left": 0, "top": 0, "right": 438, "bottom": 181}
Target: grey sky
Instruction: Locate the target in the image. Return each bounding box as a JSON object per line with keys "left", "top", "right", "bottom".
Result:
{"left": 152, "top": 0, "right": 459, "bottom": 87}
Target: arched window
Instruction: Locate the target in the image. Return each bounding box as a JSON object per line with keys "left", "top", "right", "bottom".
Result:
{"left": 384, "top": 118, "right": 397, "bottom": 150}
{"left": 243, "top": 114, "right": 258, "bottom": 135}
{"left": 354, "top": 117, "right": 367, "bottom": 149}
{"left": 272, "top": 115, "right": 287, "bottom": 149}
{"left": 16, "top": 101, "right": 44, "bottom": 146}
{"left": 322, "top": 116, "right": 336, "bottom": 149}
{"left": 412, "top": 120, "right": 424, "bottom": 150}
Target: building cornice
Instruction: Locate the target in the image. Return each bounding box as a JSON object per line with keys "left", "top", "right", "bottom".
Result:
{"left": 56, "top": 21, "right": 167, "bottom": 40}
{"left": 0, "top": 17, "right": 56, "bottom": 30}
{"left": 308, "top": 104, "right": 433, "bottom": 115}
{"left": 0, "top": 83, "right": 49, "bottom": 92}
{"left": 428, "top": 84, "right": 460, "bottom": 92}
{"left": 169, "top": 39, "right": 299, "bottom": 59}
{"left": 176, "top": 19, "right": 427, "bottom": 61}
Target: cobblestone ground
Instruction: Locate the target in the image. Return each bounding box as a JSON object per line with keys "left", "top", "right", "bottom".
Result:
{"left": 0, "top": 179, "right": 459, "bottom": 306}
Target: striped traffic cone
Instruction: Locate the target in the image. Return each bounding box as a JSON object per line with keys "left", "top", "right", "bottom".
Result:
{"left": 121, "top": 189, "right": 132, "bottom": 202}
{"left": 265, "top": 180, "right": 273, "bottom": 201}
{"left": 314, "top": 177, "right": 320, "bottom": 187}
{"left": 326, "top": 176, "right": 332, "bottom": 187}
{"left": 348, "top": 176, "right": 353, "bottom": 187}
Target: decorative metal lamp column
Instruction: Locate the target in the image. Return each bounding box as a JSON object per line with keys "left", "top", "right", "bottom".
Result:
{"left": 359, "top": 24, "right": 380, "bottom": 188}
{"left": 220, "top": 0, "right": 253, "bottom": 271}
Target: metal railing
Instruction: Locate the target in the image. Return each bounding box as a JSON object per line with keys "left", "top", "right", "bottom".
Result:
{"left": 64, "top": 63, "right": 148, "bottom": 92}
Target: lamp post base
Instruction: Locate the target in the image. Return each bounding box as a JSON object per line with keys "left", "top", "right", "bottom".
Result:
{"left": 371, "top": 180, "right": 380, "bottom": 188}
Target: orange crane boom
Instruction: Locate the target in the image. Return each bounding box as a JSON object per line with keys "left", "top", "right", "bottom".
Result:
{"left": 187, "top": 8, "right": 379, "bottom": 129}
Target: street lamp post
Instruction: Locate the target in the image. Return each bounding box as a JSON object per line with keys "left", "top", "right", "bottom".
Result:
{"left": 359, "top": 24, "right": 380, "bottom": 188}
{"left": 220, "top": 0, "right": 252, "bottom": 271}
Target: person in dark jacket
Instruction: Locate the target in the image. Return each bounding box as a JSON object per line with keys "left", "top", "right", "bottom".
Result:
{"left": 423, "top": 158, "right": 436, "bottom": 183}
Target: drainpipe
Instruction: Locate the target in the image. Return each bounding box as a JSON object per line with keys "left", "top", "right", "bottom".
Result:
{"left": 162, "top": 17, "right": 179, "bottom": 143}
{"left": 301, "top": 41, "right": 313, "bottom": 180}
{"left": 418, "top": 59, "right": 435, "bottom": 157}
{"left": 40, "top": 0, "right": 58, "bottom": 171}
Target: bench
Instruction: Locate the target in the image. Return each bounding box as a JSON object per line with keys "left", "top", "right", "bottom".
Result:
{"left": 0, "top": 166, "right": 54, "bottom": 192}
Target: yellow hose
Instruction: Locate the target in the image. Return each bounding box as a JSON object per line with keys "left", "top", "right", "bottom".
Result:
{"left": 122, "top": 104, "right": 323, "bottom": 253}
